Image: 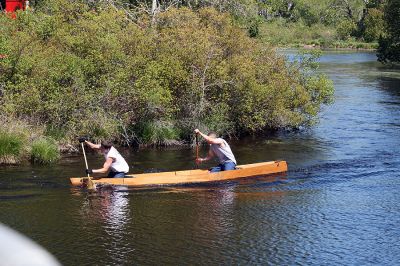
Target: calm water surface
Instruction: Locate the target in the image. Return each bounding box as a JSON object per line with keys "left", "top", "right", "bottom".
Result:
{"left": 1, "top": 51, "right": 400, "bottom": 265}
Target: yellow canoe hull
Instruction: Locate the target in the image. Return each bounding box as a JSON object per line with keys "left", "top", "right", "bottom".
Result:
{"left": 70, "top": 160, "right": 288, "bottom": 187}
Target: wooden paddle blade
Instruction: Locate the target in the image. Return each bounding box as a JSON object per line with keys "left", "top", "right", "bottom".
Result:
{"left": 85, "top": 177, "right": 96, "bottom": 190}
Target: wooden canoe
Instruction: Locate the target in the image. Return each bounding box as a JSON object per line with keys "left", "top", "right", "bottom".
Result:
{"left": 70, "top": 160, "right": 287, "bottom": 187}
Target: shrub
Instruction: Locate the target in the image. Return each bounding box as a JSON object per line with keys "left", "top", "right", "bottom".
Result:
{"left": 363, "top": 8, "right": 385, "bottom": 42}
{"left": 0, "top": 2, "right": 334, "bottom": 147}
{"left": 377, "top": 0, "right": 400, "bottom": 63}
{"left": 138, "top": 121, "right": 181, "bottom": 146}
{"left": 0, "top": 130, "right": 25, "bottom": 164}
{"left": 336, "top": 19, "right": 357, "bottom": 40}
{"left": 31, "top": 138, "right": 60, "bottom": 164}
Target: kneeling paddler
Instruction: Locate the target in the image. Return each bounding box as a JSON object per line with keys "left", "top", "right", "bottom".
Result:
{"left": 79, "top": 138, "right": 129, "bottom": 178}
{"left": 194, "top": 129, "right": 237, "bottom": 172}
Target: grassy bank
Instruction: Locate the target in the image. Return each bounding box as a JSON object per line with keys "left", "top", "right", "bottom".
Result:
{"left": 0, "top": 130, "right": 24, "bottom": 164}
{"left": 31, "top": 138, "right": 60, "bottom": 164}
{"left": 259, "top": 20, "right": 378, "bottom": 50}
{"left": 0, "top": 119, "right": 60, "bottom": 165}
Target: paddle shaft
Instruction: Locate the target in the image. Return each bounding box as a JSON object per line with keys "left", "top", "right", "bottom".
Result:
{"left": 81, "top": 142, "right": 90, "bottom": 178}
{"left": 196, "top": 134, "right": 199, "bottom": 161}
{"left": 80, "top": 142, "right": 95, "bottom": 190}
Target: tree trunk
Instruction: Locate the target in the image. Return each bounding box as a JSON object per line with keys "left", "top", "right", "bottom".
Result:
{"left": 151, "top": 0, "right": 158, "bottom": 25}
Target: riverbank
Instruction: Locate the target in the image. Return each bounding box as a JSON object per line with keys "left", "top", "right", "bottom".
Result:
{"left": 259, "top": 21, "right": 378, "bottom": 50}
{"left": 292, "top": 42, "right": 377, "bottom": 50}
{"left": 0, "top": 119, "right": 60, "bottom": 165}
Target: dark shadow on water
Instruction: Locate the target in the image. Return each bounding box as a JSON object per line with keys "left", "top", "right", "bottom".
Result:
{"left": 376, "top": 76, "right": 400, "bottom": 96}
{"left": 0, "top": 194, "right": 40, "bottom": 200}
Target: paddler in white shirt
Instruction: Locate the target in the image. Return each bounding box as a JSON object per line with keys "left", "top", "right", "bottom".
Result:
{"left": 79, "top": 138, "right": 129, "bottom": 178}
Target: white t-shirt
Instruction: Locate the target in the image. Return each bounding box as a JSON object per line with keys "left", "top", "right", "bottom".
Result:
{"left": 104, "top": 147, "right": 129, "bottom": 173}
{"left": 210, "top": 138, "right": 237, "bottom": 165}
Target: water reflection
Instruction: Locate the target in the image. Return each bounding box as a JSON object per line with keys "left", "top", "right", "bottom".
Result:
{"left": 376, "top": 76, "right": 400, "bottom": 96}
{"left": 73, "top": 188, "right": 133, "bottom": 265}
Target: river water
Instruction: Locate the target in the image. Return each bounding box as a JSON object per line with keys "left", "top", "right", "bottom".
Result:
{"left": 1, "top": 51, "right": 400, "bottom": 265}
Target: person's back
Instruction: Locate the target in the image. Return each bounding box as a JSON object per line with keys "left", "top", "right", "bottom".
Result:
{"left": 194, "top": 129, "right": 237, "bottom": 172}
{"left": 210, "top": 138, "right": 236, "bottom": 165}
{"left": 81, "top": 139, "right": 129, "bottom": 178}
{"left": 104, "top": 146, "right": 129, "bottom": 175}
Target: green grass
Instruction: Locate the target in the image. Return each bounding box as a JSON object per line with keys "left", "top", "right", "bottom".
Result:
{"left": 259, "top": 20, "right": 336, "bottom": 46}
{"left": 331, "top": 40, "right": 378, "bottom": 49}
{"left": 44, "top": 125, "right": 67, "bottom": 141}
{"left": 31, "top": 138, "right": 60, "bottom": 164}
{"left": 259, "top": 20, "right": 377, "bottom": 50}
{"left": 0, "top": 130, "right": 25, "bottom": 164}
{"left": 139, "top": 121, "right": 181, "bottom": 146}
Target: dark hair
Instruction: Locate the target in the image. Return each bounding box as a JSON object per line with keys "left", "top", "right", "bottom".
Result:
{"left": 100, "top": 141, "right": 113, "bottom": 150}
{"left": 207, "top": 132, "right": 217, "bottom": 137}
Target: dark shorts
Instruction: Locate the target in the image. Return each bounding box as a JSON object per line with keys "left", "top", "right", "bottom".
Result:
{"left": 210, "top": 162, "right": 236, "bottom": 172}
{"left": 107, "top": 171, "right": 126, "bottom": 178}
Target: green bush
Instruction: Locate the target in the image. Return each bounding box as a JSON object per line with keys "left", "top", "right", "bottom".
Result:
{"left": 363, "top": 8, "right": 385, "bottom": 42}
{"left": 0, "top": 2, "right": 334, "bottom": 147}
{"left": 0, "top": 130, "right": 25, "bottom": 164}
{"left": 336, "top": 20, "right": 357, "bottom": 40}
{"left": 377, "top": 0, "right": 400, "bottom": 63}
{"left": 259, "top": 20, "right": 336, "bottom": 47}
{"left": 31, "top": 138, "right": 60, "bottom": 164}
{"left": 138, "top": 121, "right": 180, "bottom": 146}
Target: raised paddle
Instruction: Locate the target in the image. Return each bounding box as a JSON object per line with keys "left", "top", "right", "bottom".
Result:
{"left": 196, "top": 134, "right": 199, "bottom": 159}
{"left": 195, "top": 133, "right": 201, "bottom": 168}
{"left": 79, "top": 138, "right": 95, "bottom": 190}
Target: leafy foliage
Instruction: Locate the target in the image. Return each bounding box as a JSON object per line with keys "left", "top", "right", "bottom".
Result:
{"left": 256, "top": 0, "right": 386, "bottom": 45}
{"left": 377, "top": 0, "right": 400, "bottom": 63}
{"left": 363, "top": 8, "right": 385, "bottom": 42}
{"left": 337, "top": 19, "right": 358, "bottom": 40}
{"left": 0, "top": 1, "right": 334, "bottom": 148}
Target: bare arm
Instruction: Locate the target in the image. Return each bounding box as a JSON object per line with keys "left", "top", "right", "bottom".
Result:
{"left": 85, "top": 140, "right": 101, "bottom": 149}
{"left": 197, "top": 148, "right": 215, "bottom": 163}
{"left": 194, "top": 129, "right": 224, "bottom": 145}
{"left": 92, "top": 157, "right": 113, "bottom": 174}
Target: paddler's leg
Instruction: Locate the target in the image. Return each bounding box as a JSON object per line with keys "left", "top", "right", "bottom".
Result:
{"left": 221, "top": 162, "right": 236, "bottom": 171}
{"left": 114, "top": 172, "right": 125, "bottom": 178}
{"left": 210, "top": 164, "right": 223, "bottom": 172}
{"left": 107, "top": 171, "right": 126, "bottom": 178}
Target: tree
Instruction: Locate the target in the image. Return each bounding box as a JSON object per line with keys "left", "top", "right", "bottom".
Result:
{"left": 377, "top": 0, "right": 400, "bottom": 63}
{"left": 363, "top": 7, "right": 384, "bottom": 42}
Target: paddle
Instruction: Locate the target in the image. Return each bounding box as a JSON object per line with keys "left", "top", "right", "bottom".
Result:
{"left": 80, "top": 139, "right": 95, "bottom": 190}
{"left": 195, "top": 133, "right": 200, "bottom": 168}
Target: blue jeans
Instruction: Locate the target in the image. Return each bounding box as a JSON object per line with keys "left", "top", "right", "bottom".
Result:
{"left": 107, "top": 171, "right": 126, "bottom": 178}
{"left": 210, "top": 162, "right": 236, "bottom": 172}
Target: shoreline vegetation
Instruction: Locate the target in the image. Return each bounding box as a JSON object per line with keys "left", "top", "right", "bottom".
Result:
{"left": 0, "top": 117, "right": 60, "bottom": 164}
{"left": 259, "top": 20, "right": 380, "bottom": 50}
{"left": 1, "top": 0, "right": 391, "bottom": 165}
{"left": 257, "top": 0, "right": 385, "bottom": 51}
